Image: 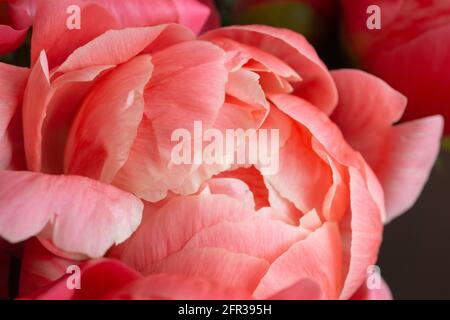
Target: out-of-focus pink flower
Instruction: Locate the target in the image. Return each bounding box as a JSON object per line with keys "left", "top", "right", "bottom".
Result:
{"left": 0, "top": 0, "right": 34, "bottom": 54}
{"left": 0, "top": 0, "right": 218, "bottom": 55}
{"left": 341, "top": 0, "right": 450, "bottom": 133}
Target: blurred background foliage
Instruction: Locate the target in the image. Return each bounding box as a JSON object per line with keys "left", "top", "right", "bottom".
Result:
{"left": 215, "top": 0, "right": 346, "bottom": 69}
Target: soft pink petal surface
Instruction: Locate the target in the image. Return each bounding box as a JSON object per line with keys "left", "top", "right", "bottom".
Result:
{"left": 0, "top": 170, "right": 143, "bottom": 257}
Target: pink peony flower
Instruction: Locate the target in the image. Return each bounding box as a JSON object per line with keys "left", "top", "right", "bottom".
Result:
{"left": 341, "top": 0, "right": 450, "bottom": 134}
{"left": 0, "top": 4, "right": 443, "bottom": 300}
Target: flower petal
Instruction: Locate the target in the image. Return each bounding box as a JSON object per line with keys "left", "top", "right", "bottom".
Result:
{"left": 331, "top": 69, "right": 443, "bottom": 221}
{"left": 31, "top": 0, "right": 119, "bottom": 69}
{"left": 339, "top": 166, "right": 383, "bottom": 299}
{"left": 64, "top": 54, "right": 153, "bottom": 182}
{"left": 144, "top": 247, "right": 269, "bottom": 292}
{"left": 0, "top": 170, "right": 143, "bottom": 257}
{"left": 19, "top": 238, "right": 77, "bottom": 297}
{"left": 201, "top": 25, "right": 338, "bottom": 114}
{"left": 0, "top": 62, "right": 29, "bottom": 169}
{"left": 24, "top": 258, "right": 142, "bottom": 300}
{"left": 351, "top": 276, "right": 393, "bottom": 300}
{"left": 113, "top": 40, "right": 227, "bottom": 200}
{"left": 57, "top": 24, "right": 194, "bottom": 74}
{"left": 106, "top": 273, "right": 252, "bottom": 300}
{"left": 112, "top": 194, "right": 255, "bottom": 272}
{"left": 22, "top": 50, "right": 50, "bottom": 172}
{"left": 254, "top": 222, "right": 343, "bottom": 299}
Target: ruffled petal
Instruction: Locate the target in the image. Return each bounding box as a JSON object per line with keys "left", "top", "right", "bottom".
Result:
{"left": 113, "top": 40, "right": 227, "bottom": 200}
{"left": 0, "top": 170, "right": 143, "bottom": 257}
{"left": 57, "top": 24, "right": 194, "bottom": 73}
{"left": 0, "top": 0, "right": 32, "bottom": 54}
{"left": 105, "top": 273, "right": 252, "bottom": 300}
{"left": 0, "top": 62, "right": 29, "bottom": 169}
{"left": 201, "top": 25, "right": 338, "bottom": 114}
{"left": 339, "top": 166, "right": 383, "bottom": 299}
{"left": 24, "top": 258, "right": 141, "bottom": 300}
{"left": 351, "top": 276, "right": 393, "bottom": 300}
{"left": 254, "top": 222, "right": 343, "bottom": 299}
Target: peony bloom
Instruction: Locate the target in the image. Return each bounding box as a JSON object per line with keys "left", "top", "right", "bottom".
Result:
{"left": 1, "top": 17, "right": 443, "bottom": 298}
{"left": 341, "top": 0, "right": 450, "bottom": 133}
{"left": 0, "top": 2, "right": 443, "bottom": 300}
{"left": 0, "top": 0, "right": 218, "bottom": 55}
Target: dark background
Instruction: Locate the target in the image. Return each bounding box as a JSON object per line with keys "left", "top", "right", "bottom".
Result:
{"left": 378, "top": 152, "right": 450, "bottom": 299}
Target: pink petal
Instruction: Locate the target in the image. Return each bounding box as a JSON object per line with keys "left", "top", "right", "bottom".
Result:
{"left": 85, "top": 0, "right": 214, "bottom": 34}
{"left": 198, "top": 0, "right": 221, "bottom": 33}
{"left": 216, "top": 167, "right": 270, "bottom": 210}
{"left": 19, "top": 238, "right": 77, "bottom": 297}
{"left": 144, "top": 247, "right": 269, "bottom": 292}
{"left": 57, "top": 24, "right": 194, "bottom": 74}
{"left": 254, "top": 222, "right": 343, "bottom": 299}
{"left": 0, "top": 0, "right": 32, "bottom": 54}
{"left": 344, "top": 0, "right": 450, "bottom": 138}
{"left": 172, "top": 0, "right": 212, "bottom": 34}
{"left": 0, "top": 238, "right": 20, "bottom": 299}
{"left": 204, "top": 177, "right": 256, "bottom": 208}
{"left": 351, "top": 276, "right": 393, "bottom": 300}
{"left": 105, "top": 273, "right": 252, "bottom": 300}
{"left": 113, "top": 40, "right": 227, "bottom": 200}
{"left": 112, "top": 195, "right": 255, "bottom": 272}
{"left": 22, "top": 52, "right": 115, "bottom": 174}
{"left": 25, "top": 258, "right": 142, "bottom": 300}
{"left": 260, "top": 107, "right": 333, "bottom": 216}
{"left": 331, "top": 69, "right": 443, "bottom": 221}
{"left": 92, "top": 0, "right": 178, "bottom": 27}
{"left": 183, "top": 217, "right": 308, "bottom": 262}
{"left": 339, "top": 166, "right": 383, "bottom": 299}
{"left": 269, "top": 93, "right": 358, "bottom": 168}
{"left": 41, "top": 64, "right": 115, "bottom": 174}
{"left": 0, "top": 62, "right": 29, "bottom": 169}
{"left": 0, "top": 170, "right": 143, "bottom": 257}
{"left": 0, "top": 24, "right": 28, "bottom": 55}
{"left": 268, "top": 278, "right": 323, "bottom": 300}
{"left": 201, "top": 25, "right": 338, "bottom": 114}
{"left": 64, "top": 55, "right": 153, "bottom": 182}
{"left": 22, "top": 50, "right": 50, "bottom": 172}
{"left": 375, "top": 116, "right": 444, "bottom": 222}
